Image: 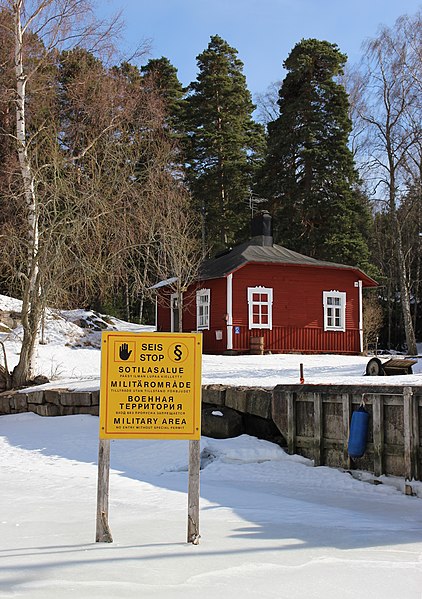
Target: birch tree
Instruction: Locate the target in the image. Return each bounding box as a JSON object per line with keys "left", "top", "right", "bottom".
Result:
{"left": 357, "top": 11, "right": 421, "bottom": 354}
{"left": 0, "top": 0, "right": 127, "bottom": 386}
{"left": 0, "top": 1, "right": 203, "bottom": 390}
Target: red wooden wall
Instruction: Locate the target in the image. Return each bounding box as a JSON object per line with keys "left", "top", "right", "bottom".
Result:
{"left": 228, "top": 263, "right": 361, "bottom": 354}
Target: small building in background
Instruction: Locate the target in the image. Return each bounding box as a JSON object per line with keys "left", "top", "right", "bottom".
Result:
{"left": 154, "top": 211, "right": 377, "bottom": 355}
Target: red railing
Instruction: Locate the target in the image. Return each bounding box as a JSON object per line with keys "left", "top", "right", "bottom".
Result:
{"left": 202, "top": 325, "right": 360, "bottom": 355}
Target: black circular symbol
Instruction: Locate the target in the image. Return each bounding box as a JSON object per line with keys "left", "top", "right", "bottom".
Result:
{"left": 168, "top": 342, "right": 188, "bottom": 363}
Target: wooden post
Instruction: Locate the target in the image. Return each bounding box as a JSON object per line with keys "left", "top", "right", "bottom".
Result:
{"left": 96, "top": 438, "right": 113, "bottom": 543}
{"left": 287, "top": 392, "right": 296, "bottom": 455}
{"left": 187, "top": 439, "right": 201, "bottom": 545}
{"left": 342, "top": 393, "right": 352, "bottom": 469}
{"left": 403, "top": 387, "right": 414, "bottom": 481}
{"left": 412, "top": 389, "right": 420, "bottom": 481}
{"left": 372, "top": 395, "right": 384, "bottom": 477}
{"left": 313, "top": 393, "right": 323, "bottom": 466}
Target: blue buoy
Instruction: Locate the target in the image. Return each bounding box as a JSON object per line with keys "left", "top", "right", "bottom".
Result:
{"left": 348, "top": 407, "right": 369, "bottom": 458}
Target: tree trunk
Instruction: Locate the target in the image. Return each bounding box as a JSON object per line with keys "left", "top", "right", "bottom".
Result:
{"left": 216, "top": 91, "right": 227, "bottom": 247}
{"left": 177, "top": 287, "right": 183, "bottom": 333}
{"left": 395, "top": 225, "right": 418, "bottom": 354}
{"left": 386, "top": 280, "right": 392, "bottom": 349}
{"left": 11, "top": 0, "right": 42, "bottom": 386}
{"left": 139, "top": 245, "right": 152, "bottom": 323}
{"left": 388, "top": 167, "right": 417, "bottom": 355}
{"left": 125, "top": 277, "right": 130, "bottom": 322}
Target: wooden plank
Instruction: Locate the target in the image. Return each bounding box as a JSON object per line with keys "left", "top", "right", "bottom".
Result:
{"left": 322, "top": 439, "right": 350, "bottom": 450}
{"left": 372, "top": 395, "right": 384, "bottom": 477}
{"left": 294, "top": 438, "right": 314, "bottom": 449}
{"left": 403, "top": 387, "right": 414, "bottom": 480}
{"left": 314, "top": 393, "right": 323, "bottom": 466}
{"left": 384, "top": 359, "right": 417, "bottom": 368}
{"left": 296, "top": 437, "right": 343, "bottom": 450}
{"left": 96, "top": 438, "right": 113, "bottom": 543}
{"left": 187, "top": 439, "right": 201, "bottom": 545}
{"left": 412, "top": 390, "right": 420, "bottom": 481}
{"left": 321, "top": 396, "right": 344, "bottom": 404}
{"left": 377, "top": 443, "right": 408, "bottom": 457}
{"left": 342, "top": 393, "right": 352, "bottom": 469}
{"left": 287, "top": 392, "right": 296, "bottom": 455}
{"left": 383, "top": 396, "right": 408, "bottom": 406}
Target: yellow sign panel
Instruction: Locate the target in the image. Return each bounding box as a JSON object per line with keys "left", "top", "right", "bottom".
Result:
{"left": 99, "top": 332, "right": 202, "bottom": 440}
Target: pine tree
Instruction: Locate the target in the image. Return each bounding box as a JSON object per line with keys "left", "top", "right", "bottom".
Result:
{"left": 262, "top": 38, "right": 372, "bottom": 268}
{"left": 141, "top": 57, "right": 185, "bottom": 134}
{"left": 184, "top": 35, "right": 265, "bottom": 254}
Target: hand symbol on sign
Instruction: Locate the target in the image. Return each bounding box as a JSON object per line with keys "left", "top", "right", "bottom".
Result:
{"left": 119, "top": 343, "right": 132, "bottom": 361}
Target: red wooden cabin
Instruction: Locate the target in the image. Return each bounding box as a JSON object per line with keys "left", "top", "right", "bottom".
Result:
{"left": 154, "top": 212, "right": 377, "bottom": 355}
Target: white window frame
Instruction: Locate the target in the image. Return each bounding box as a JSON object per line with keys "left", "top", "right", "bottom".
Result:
{"left": 196, "top": 288, "right": 210, "bottom": 330}
{"left": 323, "top": 291, "right": 346, "bottom": 332}
{"left": 247, "top": 286, "right": 273, "bottom": 330}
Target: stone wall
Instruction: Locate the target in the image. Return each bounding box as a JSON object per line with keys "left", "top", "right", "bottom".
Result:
{"left": 2, "top": 382, "right": 422, "bottom": 481}
{"left": 0, "top": 384, "right": 281, "bottom": 444}
{"left": 0, "top": 388, "right": 99, "bottom": 417}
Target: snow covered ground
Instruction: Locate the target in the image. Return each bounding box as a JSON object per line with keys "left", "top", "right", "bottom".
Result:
{"left": 0, "top": 294, "right": 421, "bottom": 392}
{"left": 1, "top": 413, "right": 422, "bottom": 598}
{"left": 1, "top": 295, "right": 422, "bottom": 598}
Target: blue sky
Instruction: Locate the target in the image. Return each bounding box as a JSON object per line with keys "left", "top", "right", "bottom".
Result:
{"left": 97, "top": 0, "right": 421, "bottom": 97}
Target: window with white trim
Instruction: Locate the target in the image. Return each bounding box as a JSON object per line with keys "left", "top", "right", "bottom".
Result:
{"left": 323, "top": 291, "right": 346, "bottom": 331}
{"left": 247, "top": 287, "right": 273, "bottom": 330}
{"left": 196, "top": 289, "right": 210, "bottom": 330}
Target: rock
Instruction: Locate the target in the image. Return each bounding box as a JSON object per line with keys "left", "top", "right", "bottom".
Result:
{"left": 0, "top": 366, "right": 9, "bottom": 392}
{"left": 29, "top": 375, "right": 50, "bottom": 386}
{"left": 201, "top": 406, "right": 244, "bottom": 439}
{"left": 0, "top": 310, "right": 22, "bottom": 329}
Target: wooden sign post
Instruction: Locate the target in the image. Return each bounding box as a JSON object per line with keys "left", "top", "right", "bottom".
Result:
{"left": 187, "top": 439, "right": 201, "bottom": 544}
{"left": 96, "top": 331, "right": 202, "bottom": 544}
{"left": 95, "top": 438, "right": 112, "bottom": 543}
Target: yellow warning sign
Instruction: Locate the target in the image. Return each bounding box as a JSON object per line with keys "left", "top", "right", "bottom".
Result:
{"left": 99, "top": 332, "right": 202, "bottom": 440}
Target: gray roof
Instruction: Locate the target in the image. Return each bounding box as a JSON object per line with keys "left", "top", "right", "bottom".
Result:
{"left": 199, "top": 236, "right": 377, "bottom": 286}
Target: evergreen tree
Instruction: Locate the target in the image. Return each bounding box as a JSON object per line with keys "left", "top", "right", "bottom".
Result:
{"left": 262, "top": 38, "right": 372, "bottom": 268}
{"left": 58, "top": 48, "right": 106, "bottom": 156}
{"left": 184, "top": 35, "right": 265, "bottom": 254}
{"left": 141, "top": 57, "right": 185, "bottom": 134}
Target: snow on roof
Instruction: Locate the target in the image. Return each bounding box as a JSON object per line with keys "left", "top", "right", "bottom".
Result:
{"left": 149, "top": 277, "right": 178, "bottom": 289}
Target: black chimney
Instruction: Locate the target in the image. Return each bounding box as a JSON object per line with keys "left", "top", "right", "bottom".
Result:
{"left": 251, "top": 210, "right": 273, "bottom": 246}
